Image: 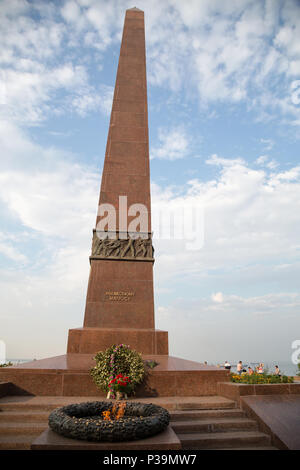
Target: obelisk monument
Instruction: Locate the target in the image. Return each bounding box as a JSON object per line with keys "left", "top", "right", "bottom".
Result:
{"left": 67, "top": 7, "right": 168, "bottom": 355}
{"left": 0, "top": 8, "right": 229, "bottom": 399}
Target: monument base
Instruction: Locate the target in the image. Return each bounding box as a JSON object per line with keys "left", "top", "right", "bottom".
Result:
{"left": 0, "top": 354, "right": 229, "bottom": 397}
{"left": 67, "top": 327, "right": 168, "bottom": 355}
{"left": 31, "top": 426, "right": 181, "bottom": 450}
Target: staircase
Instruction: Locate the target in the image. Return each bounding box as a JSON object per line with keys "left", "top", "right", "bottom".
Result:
{"left": 0, "top": 395, "right": 277, "bottom": 450}
{"left": 0, "top": 407, "right": 49, "bottom": 450}
{"left": 170, "top": 403, "right": 277, "bottom": 450}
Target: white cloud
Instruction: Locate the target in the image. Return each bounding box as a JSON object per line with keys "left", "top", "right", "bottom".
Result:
{"left": 0, "top": 123, "right": 99, "bottom": 358}
{"left": 260, "top": 138, "right": 274, "bottom": 150}
{"left": 0, "top": 120, "right": 98, "bottom": 244}
{"left": 256, "top": 154, "right": 278, "bottom": 170}
{"left": 151, "top": 126, "right": 190, "bottom": 160}
{"left": 206, "top": 154, "right": 245, "bottom": 167}
{"left": 0, "top": 1, "right": 117, "bottom": 124}
{"left": 98, "top": 85, "right": 114, "bottom": 115}
{"left": 0, "top": 233, "right": 27, "bottom": 263}
{"left": 152, "top": 154, "right": 300, "bottom": 283}
{"left": 270, "top": 167, "right": 300, "bottom": 183}
{"left": 71, "top": 84, "right": 113, "bottom": 116}
{"left": 161, "top": 292, "right": 300, "bottom": 320}
{"left": 61, "top": 1, "right": 82, "bottom": 24}
{"left": 256, "top": 155, "right": 269, "bottom": 165}
{"left": 212, "top": 292, "right": 224, "bottom": 303}
{"left": 1, "top": 63, "right": 91, "bottom": 123}
{"left": 1, "top": 0, "right": 300, "bottom": 125}
{"left": 0, "top": 166, "right": 97, "bottom": 237}
{"left": 145, "top": 0, "right": 300, "bottom": 122}
{"left": 72, "top": 92, "right": 100, "bottom": 117}
{"left": 156, "top": 291, "right": 300, "bottom": 363}
{"left": 266, "top": 160, "right": 279, "bottom": 170}
{"left": 0, "top": 125, "right": 98, "bottom": 239}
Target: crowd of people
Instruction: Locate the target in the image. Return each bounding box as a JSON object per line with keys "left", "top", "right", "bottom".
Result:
{"left": 224, "top": 361, "right": 281, "bottom": 376}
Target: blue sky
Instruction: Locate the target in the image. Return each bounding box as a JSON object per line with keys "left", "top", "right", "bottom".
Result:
{"left": 0, "top": 0, "right": 300, "bottom": 369}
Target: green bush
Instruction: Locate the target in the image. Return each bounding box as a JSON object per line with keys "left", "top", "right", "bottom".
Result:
{"left": 0, "top": 362, "right": 13, "bottom": 368}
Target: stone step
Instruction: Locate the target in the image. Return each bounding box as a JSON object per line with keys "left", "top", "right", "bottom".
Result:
{"left": 170, "top": 408, "right": 245, "bottom": 421}
{"left": 174, "top": 398, "right": 236, "bottom": 411}
{"left": 0, "top": 422, "right": 47, "bottom": 435}
{"left": 0, "top": 410, "right": 50, "bottom": 423}
{"left": 177, "top": 430, "right": 271, "bottom": 449}
{"left": 172, "top": 417, "right": 258, "bottom": 434}
{"left": 0, "top": 395, "right": 236, "bottom": 412}
{"left": 0, "top": 434, "right": 35, "bottom": 450}
{"left": 0, "top": 402, "right": 61, "bottom": 412}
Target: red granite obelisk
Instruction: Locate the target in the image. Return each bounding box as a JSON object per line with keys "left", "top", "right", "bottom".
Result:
{"left": 67, "top": 7, "right": 168, "bottom": 355}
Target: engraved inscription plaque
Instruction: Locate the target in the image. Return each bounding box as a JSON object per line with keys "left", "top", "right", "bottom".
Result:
{"left": 104, "top": 291, "right": 135, "bottom": 302}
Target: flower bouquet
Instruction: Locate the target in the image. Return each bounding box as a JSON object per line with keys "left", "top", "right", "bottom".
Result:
{"left": 108, "top": 373, "right": 132, "bottom": 399}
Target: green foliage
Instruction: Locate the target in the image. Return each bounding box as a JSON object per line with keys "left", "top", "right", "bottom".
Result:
{"left": 230, "top": 373, "right": 294, "bottom": 384}
{"left": 144, "top": 360, "right": 159, "bottom": 369}
{"left": 90, "top": 344, "right": 145, "bottom": 394}
{"left": 0, "top": 362, "right": 13, "bottom": 368}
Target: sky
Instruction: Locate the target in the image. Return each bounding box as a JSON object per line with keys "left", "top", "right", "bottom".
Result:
{"left": 0, "top": 0, "right": 300, "bottom": 370}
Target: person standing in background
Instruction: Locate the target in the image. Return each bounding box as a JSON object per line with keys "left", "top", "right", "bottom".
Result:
{"left": 258, "top": 363, "right": 264, "bottom": 374}
{"left": 237, "top": 361, "right": 243, "bottom": 375}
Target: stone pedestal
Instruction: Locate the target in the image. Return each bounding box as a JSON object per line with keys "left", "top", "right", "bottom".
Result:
{"left": 31, "top": 427, "right": 181, "bottom": 451}
{"left": 67, "top": 327, "right": 168, "bottom": 355}
{"left": 0, "top": 354, "right": 229, "bottom": 397}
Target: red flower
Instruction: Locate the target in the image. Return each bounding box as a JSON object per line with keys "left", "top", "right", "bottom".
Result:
{"left": 109, "top": 373, "right": 131, "bottom": 389}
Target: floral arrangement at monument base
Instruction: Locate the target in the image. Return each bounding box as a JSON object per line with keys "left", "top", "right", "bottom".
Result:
{"left": 108, "top": 374, "right": 132, "bottom": 400}
{"left": 230, "top": 373, "right": 294, "bottom": 384}
{"left": 90, "top": 344, "right": 145, "bottom": 399}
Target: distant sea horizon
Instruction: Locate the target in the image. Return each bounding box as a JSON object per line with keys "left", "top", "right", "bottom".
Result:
{"left": 5, "top": 358, "right": 300, "bottom": 377}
